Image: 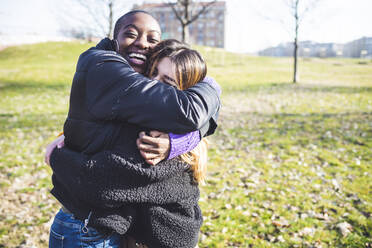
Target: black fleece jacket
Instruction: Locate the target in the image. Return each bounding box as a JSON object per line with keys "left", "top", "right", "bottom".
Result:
{"left": 51, "top": 122, "right": 202, "bottom": 248}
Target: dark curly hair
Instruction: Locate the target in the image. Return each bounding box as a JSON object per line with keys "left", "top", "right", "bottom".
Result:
{"left": 113, "top": 10, "right": 155, "bottom": 39}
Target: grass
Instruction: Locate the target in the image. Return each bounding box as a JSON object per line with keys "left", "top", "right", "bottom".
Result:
{"left": 0, "top": 41, "right": 371, "bottom": 247}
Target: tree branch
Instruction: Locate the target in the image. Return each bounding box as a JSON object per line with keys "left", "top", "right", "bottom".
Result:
{"left": 76, "top": 0, "right": 109, "bottom": 36}
{"left": 187, "top": 0, "right": 217, "bottom": 25}
{"left": 299, "top": 0, "right": 321, "bottom": 23}
{"left": 168, "top": 1, "right": 186, "bottom": 25}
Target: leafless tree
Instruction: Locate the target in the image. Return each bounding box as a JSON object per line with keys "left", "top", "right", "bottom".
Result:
{"left": 255, "top": 0, "right": 321, "bottom": 83}
{"left": 285, "top": 0, "right": 321, "bottom": 83}
{"left": 167, "top": 0, "right": 217, "bottom": 43}
{"left": 55, "top": 0, "right": 125, "bottom": 39}
{"left": 76, "top": 0, "right": 114, "bottom": 38}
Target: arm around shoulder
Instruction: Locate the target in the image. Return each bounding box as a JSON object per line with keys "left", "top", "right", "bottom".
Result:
{"left": 85, "top": 58, "right": 221, "bottom": 134}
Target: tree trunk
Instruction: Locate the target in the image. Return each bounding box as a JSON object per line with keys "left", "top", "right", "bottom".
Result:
{"left": 183, "top": 0, "right": 190, "bottom": 43}
{"left": 293, "top": 0, "right": 299, "bottom": 83}
{"left": 181, "top": 24, "right": 190, "bottom": 43}
{"left": 107, "top": 1, "right": 113, "bottom": 38}
{"left": 293, "top": 36, "right": 298, "bottom": 83}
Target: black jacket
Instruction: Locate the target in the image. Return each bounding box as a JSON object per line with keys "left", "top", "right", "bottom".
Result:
{"left": 64, "top": 38, "right": 220, "bottom": 155}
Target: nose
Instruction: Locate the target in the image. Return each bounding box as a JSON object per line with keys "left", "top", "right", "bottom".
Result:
{"left": 134, "top": 34, "right": 149, "bottom": 50}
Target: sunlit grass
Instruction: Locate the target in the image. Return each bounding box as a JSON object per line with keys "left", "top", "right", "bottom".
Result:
{"left": 0, "top": 42, "right": 371, "bottom": 247}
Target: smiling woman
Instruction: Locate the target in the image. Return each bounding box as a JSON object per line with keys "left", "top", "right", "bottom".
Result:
{"left": 114, "top": 11, "right": 161, "bottom": 74}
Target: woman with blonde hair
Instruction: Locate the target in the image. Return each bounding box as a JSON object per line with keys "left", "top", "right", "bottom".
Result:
{"left": 49, "top": 39, "right": 219, "bottom": 248}
{"left": 145, "top": 38, "right": 210, "bottom": 184}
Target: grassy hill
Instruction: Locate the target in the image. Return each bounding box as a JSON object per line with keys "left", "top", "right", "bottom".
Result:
{"left": 0, "top": 41, "right": 371, "bottom": 247}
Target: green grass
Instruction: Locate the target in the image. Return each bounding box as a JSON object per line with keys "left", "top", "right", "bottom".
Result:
{"left": 0, "top": 41, "right": 371, "bottom": 247}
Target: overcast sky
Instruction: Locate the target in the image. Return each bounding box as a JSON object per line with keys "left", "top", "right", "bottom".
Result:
{"left": 1, "top": 0, "right": 371, "bottom": 53}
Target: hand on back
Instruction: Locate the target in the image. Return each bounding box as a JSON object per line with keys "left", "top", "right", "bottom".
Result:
{"left": 136, "top": 131, "right": 170, "bottom": 166}
{"left": 45, "top": 135, "right": 65, "bottom": 166}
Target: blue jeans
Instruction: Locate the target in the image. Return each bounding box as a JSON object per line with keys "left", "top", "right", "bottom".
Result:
{"left": 49, "top": 209, "right": 121, "bottom": 248}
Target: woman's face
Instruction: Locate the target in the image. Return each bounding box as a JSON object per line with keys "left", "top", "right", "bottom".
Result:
{"left": 152, "top": 57, "right": 179, "bottom": 88}
{"left": 116, "top": 13, "right": 161, "bottom": 74}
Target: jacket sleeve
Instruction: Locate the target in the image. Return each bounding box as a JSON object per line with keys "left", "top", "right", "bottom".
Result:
{"left": 167, "top": 131, "right": 200, "bottom": 159}
{"left": 50, "top": 146, "right": 197, "bottom": 209}
{"left": 85, "top": 58, "right": 220, "bottom": 134}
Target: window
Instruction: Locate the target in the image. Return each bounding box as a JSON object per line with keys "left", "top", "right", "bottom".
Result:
{"left": 218, "top": 12, "right": 224, "bottom": 20}
{"left": 189, "top": 24, "right": 194, "bottom": 33}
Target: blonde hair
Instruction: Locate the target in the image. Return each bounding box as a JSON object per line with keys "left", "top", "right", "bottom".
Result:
{"left": 147, "top": 39, "right": 209, "bottom": 183}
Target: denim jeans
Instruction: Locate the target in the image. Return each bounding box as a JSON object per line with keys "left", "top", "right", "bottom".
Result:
{"left": 49, "top": 209, "right": 121, "bottom": 248}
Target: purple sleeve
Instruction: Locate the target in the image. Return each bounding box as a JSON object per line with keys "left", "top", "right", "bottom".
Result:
{"left": 204, "top": 76, "right": 222, "bottom": 96}
{"left": 167, "top": 131, "right": 201, "bottom": 159}
{"left": 166, "top": 76, "right": 220, "bottom": 160}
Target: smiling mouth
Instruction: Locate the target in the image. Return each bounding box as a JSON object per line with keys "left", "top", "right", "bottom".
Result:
{"left": 127, "top": 52, "right": 147, "bottom": 66}
{"left": 129, "top": 53, "right": 147, "bottom": 61}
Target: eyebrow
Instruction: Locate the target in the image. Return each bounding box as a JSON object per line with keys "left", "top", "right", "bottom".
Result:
{"left": 123, "top": 24, "right": 161, "bottom": 35}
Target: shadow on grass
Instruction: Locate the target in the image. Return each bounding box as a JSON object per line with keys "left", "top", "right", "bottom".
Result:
{"left": 224, "top": 82, "right": 372, "bottom": 95}
{"left": 0, "top": 112, "right": 66, "bottom": 132}
{"left": 0, "top": 80, "right": 69, "bottom": 93}
{"left": 225, "top": 110, "right": 372, "bottom": 130}
{"left": 220, "top": 111, "right": 372, "bottom": 150}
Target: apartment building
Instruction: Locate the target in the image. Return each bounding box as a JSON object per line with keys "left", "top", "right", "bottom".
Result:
{"left": 133, "top": 1, "right": 226, "bottom": 48}
{"left": 343, "top": 36, "right": 372, "bottom": 58}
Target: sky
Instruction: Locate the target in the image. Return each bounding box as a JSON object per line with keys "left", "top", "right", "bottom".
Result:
{"left": 1, "top": 0, "right": 372, "bottom": 53}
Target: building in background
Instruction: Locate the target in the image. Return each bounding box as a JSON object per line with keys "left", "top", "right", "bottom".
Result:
{"left": 259, "top": 41, "right": 344, "bottom": 58}
{"left": 133, "top": 1, "right": 226, "bottom": 48}
{"left": 258, "top": 37, "right": 372, "bottom": 58}
{"left": 343, "top": 37, "right": 372, "bottom": 58}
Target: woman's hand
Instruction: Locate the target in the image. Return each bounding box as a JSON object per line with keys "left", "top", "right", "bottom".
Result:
{"left": 45, "top": 134, "right": 65, "bottom": 166}
{"left": 136, "top": 131, "right": 170, "bottom": 166}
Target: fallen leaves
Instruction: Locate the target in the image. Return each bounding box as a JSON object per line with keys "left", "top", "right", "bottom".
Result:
{"left": 272, "top": 218, "right": 290, "bottom": 228}
{"left": 2, "top": 48, "right": 372, "bottom": 247}
{"left": 336, "top": 222, "right": 353, "bottom": 237}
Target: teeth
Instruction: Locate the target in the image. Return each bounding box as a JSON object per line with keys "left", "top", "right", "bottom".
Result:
{"left": 128, "top": 53, "right": 147, "bottom": 61}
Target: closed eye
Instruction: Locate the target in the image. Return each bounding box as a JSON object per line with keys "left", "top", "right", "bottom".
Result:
{"left": 163, "top": 75, "right": 178, "bottom": 88}
{"left": 163, "top": 75, "right": 176, "bottom": 84}
{"left": 149, "top": 39, "right": 159, "bottom": 44}
{"left": 125, "top": 32, "right": 137, "bottom": 38}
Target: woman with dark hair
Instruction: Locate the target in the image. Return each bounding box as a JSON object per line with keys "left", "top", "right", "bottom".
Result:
{"left": 48, "top": 38, "right": 219, "bottom": 248}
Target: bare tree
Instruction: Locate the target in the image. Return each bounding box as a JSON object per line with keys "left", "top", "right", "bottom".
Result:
{"left": 54, "top": 0, "right": 124, "bottom": 40}
{"left": 285, "top": 0, "right": 321, "bottom": 83}
{"left": 254, "top": 0, "right": 322, "bottom": 83}
{"left": 167, "top": 0, "right": 217, "bottom": 43}
{"left": 75, "top": 0, "right": 115, "bottom": 38}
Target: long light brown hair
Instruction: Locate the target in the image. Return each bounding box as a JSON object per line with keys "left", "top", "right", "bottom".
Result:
{"left": 146, "top": 39, "right": 209, "bottom": 184}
